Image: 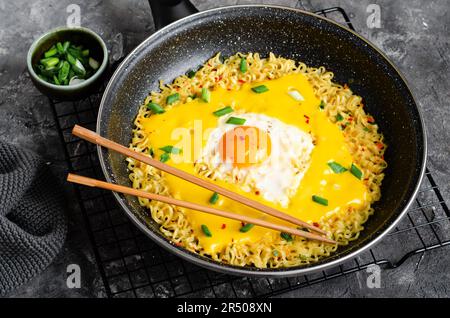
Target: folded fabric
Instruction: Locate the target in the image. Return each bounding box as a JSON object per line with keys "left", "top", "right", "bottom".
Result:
{"left": 0, "top": 140, "right": 67, "bottom": 296}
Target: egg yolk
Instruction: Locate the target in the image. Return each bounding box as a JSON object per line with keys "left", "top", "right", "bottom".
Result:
{"left": 219, "top": 126, "right": 272, "bottom": 168}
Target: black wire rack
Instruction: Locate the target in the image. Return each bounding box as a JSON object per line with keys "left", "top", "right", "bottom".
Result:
{"left": 48, "top": 7, "right": 450, "bottom": 298}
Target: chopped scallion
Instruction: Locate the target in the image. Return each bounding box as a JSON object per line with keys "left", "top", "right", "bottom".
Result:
{"left": 56, "top": 42, "right": 64, "bottom": 54}
{"left": 159, "top": 145, "right": 182, "bottom": 154}
{"left": 166, "top": 93, "right": 180, "bottom": 105}
{"left": 53, "top": 75, "right": 60, "bottom": 85}
{"left": 319, "top": 100, "right": 326, "bottom": 109}
{"left": 186, "top": 70, "right": 196, "bottom": 78}
{"left": 201, "top": 224, "right": 212, "bottom": 237}
{"left": 280, "top": 232, "right": 293, "bottom": 242}
{"left": 226, "top": 117, "right": 246, "bottom": 125}
{"left": 58, "top": 61, "right": 70, "bottom": 83}
{"left": 312, "top": 195, "right": 328, "bottom": 206}
{"left": 213, "top": 106, "right": 233, "bottom": 117}
{"left": 201, "top": 87, "right": 211, "bottom": 103}
{"left": 240, "top": 223, "right": 254, "bottom": 233}
{"left": 336, "top": 113, "right": 344, "bottom": 121}
{"left": 288, "top": 89, "right": 304, "bottom": 101}
{"left": 62, "top": 41, "right": 70, "bottom": 52}
{"left": 350, "top": 163, "right": 363, "bottom": 180}
{"left": 41, "top": 57, "right": 59, "bottom": 68}
{"left": 240, "top": 58, "right": 247, "bottom": 73}
{"left": 160, "top": 153, "right": 170, "bottom": 163}
{"left": 44, "top": 47, "right": 58, "bottom": 58}
{"left": 327, "top": 161, "right": 348, "bottom": 174}
{"left": 147, "top": 102, "right": 165, "bottom": 114}
{"left": 88, "top": 57, "right": 99, "bottom": 70}
{"left": 209, "top": 192, "right": 219, "bottom": 204}
{"left": 251, "top": 85, "right": 269, "bottom": 94}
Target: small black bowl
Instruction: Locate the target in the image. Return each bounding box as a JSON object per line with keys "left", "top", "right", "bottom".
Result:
{"left": 27, "top": 26, "right": 109, "bottom": 101}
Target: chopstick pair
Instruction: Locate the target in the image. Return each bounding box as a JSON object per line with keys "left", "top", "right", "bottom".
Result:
{"left": 68, "top": 125, "right": 336, "bottom": 244}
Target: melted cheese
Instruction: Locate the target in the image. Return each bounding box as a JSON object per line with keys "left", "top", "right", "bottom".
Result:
{"left": 141, "top": 73, "right": 368, "bottom": 254}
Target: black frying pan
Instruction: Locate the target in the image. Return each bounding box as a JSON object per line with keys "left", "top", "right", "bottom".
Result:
{"left": 96, "top": 1, "right": 426, "bottom": 276}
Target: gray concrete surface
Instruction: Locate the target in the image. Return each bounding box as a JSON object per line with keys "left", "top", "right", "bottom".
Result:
{"left": 0, "top": 0, "right": 449, "bottom": 298}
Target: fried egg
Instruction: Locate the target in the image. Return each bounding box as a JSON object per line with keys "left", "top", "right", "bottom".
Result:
{"left": 201, "top": 113, "right": 314, "bottom": 207}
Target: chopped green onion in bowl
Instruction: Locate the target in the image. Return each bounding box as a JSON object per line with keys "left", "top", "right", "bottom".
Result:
{"left": 34, "top": 41, "right": 100, "bottom": 86}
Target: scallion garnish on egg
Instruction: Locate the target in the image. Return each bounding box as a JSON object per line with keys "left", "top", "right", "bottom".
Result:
{"left": 240, "top": 223, "right": 254, "bottom": 233}
{"left": 213, "top": 106, "right": 233, "bottom": 117}
{"left": 312, "top": 195, "right": 328, "bottom": 206}
{"left": 159, "top": 145, "right": 182, "bottom": 154}
{"left": 251, "top": 85, "right": 269, "bottom": 93}
{"left": 336, "top": 113, "right": 344, "bottom": 121}
{"left": 160, "top": 152, "right": 170, "bottom": 163}
{"left": 226, "top": 117, "right": 246, "bottom": 125}
{"left": 201, "top": 224, "right": 212, "bottom": 237}
{"left": 209, "top": 192, "right": 219, "bottom": 204}
{"left": 350, "top": 163, "right": 363, "bottom": 180}
{"left": 327, "top": 161, "right": 348, "bottom": 174}
{"left": 288, "top": 89, "right": 304, "bottom": 101}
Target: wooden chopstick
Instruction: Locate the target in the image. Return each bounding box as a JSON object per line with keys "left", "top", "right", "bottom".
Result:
{"left": 67, "top": 173, "right": 335, "bottom": 244}
{"left": 72, "top": 125, "right": 326, "bottom": 235}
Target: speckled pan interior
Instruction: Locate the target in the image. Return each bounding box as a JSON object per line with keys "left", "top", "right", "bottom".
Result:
{"left": 97, "top": 6, "right": 426, "bottom": 276}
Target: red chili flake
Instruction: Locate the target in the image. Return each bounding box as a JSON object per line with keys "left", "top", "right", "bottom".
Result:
{"left": 241, "top": 222, "right": 245, "bottom": 226}
{"left": 238, "top": 79, "right": 246, "bottom": 84}
{"left": 376, "top": 142, "right": 384, "bottom": 150}
{"left": 199, "top": 85, "right": 203, "bottom": 88}
{"left": 348, "top": 116, "right": 353, "bottom": 122}
{"left": 381, "top": 155, "right": 385, "bottom": 160}
{"left": 175, "top": 242, "right": 183, "bottom": 247}
{"left": 221, "top": 224, "right": 226, "bottom": 229}
{"left": 255, "top": 190, "right": 260, "bottom": 195}
{"left": 367, "top": 116, "right": 375, "bottom": 123}
{"left": 313, "top": 222, "right": 320, "bottom": 228}
{"left": 207, "top": 63, "right": 211, "bottom": 67}
{"left": 304, "top": 115, "right": 310, "bottom": 124}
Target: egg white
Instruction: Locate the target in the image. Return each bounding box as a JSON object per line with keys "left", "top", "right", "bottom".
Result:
{"left": 201, "top": 113, "right": 314, "bottom": 207}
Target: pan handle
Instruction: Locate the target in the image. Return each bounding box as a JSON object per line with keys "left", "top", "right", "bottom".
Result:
{"left": 148, "top": 0, "right": 198, "bottom": 30}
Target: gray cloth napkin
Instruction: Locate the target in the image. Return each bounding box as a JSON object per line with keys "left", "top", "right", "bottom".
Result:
{"left": 0, "top": 140, "right": 67, "bottom": 296}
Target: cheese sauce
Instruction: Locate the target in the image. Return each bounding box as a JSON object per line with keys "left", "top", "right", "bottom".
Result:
{"left": 141, "top": 73, "right": 368, "bottom": 254}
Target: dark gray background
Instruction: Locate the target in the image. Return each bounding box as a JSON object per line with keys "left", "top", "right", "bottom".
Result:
{"left": 0, "top": 0, "right": 449, "bottom": 297}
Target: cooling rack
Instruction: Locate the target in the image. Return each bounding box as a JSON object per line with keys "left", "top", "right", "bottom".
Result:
{"left": 48, "top": 6, "right": 450, "bottom": 298}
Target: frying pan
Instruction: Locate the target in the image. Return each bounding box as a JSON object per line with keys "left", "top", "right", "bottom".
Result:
{"left": 96, "top": 1, "right": 427, "bottom": 276}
